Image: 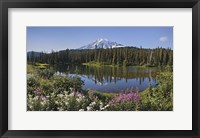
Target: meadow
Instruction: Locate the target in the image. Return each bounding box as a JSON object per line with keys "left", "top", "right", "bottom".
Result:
{"left": 27, "top": 62, "right": 173, "bottom": 111}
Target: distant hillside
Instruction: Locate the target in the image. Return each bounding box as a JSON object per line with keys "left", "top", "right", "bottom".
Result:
{"left": 27, "top": 51, "right": 41, "bottom": 58}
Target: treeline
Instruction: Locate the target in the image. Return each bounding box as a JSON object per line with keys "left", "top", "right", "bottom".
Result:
{"left": 28, "top": 47, "right": 173, "bottom": 66}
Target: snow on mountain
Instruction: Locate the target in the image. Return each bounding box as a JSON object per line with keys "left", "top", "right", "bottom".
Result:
{"left": 79, "top": 38, "right": 125, "bottom": 49}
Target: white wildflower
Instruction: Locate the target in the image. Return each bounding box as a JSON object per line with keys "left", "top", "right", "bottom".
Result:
{"left": 69, "top": 92, "right": 74, "bottom": 96}
{"left": 51, "top": 92, "right": 55, "bottom": 96}
{"left": 99, "top": 101, "right": 103, "bottom": 109}
{"left": 59, "top": 108, "right": 64, "bottom": 111}
{"left": 105, "top": 104, "right": 109, "bottom": 108}
{"left": 40, "top": 101, "right": 44, "bottom": 106}
{"left": 55, "top": 101, "right": 59, "bottom": 105}
{"left": 87, "top": 106, "right": 92, "bottom": 111}
{"left": 57, "top": 94, "right": 64, "bottom": 98}
{"left": 90, "top": 101, "right": 96, "bottom": 106}
{"left": 69, "top": 87, "right": 73, "bottom": 92}
{"left": 33, "top": 96, "right": 39, "bottom": 100}
{"left": 76, "top": 98, "right": 80, "bottom": 102}
{"left": 29, "top": 105, "right": 33, "bottom": 109}
{"left": 64, "top": 95, "right": 69, "bottom": 100}
{"left": 28, "top": 94, "right": 32, "bottom": 98}
{"left": 64, "top": 91, "right": 68, "bottom": 94}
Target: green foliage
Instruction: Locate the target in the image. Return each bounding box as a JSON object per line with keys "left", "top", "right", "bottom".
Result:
{"left": 40, "top": 79, "right": 54, "bottom": 95}
{"left": 28, "top": 47, "right": 173, "bottom": 67}
{"left": 36, "top": 69, "right": 55, "bottom": 79}
{"left": 27, "top": 74, "right": 39, "bottom": 95}
{"left": 91, "top": 91, "right": 113, "bottom": 104}
{"left": 51, "top": 76, "right": 71, "bottom": 94}
{"left": 27, "top": 63, "right": 173, "bottom": 111}
{"left": 140, "top": 72, "right": 173, "bottom": 111}
{"left": 70, "top": 76, "right": 84, "bottom": 91}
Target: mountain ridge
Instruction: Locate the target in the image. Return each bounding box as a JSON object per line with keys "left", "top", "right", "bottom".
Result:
{"left": 79, "top": 38, "right": 127, "bottom": 49}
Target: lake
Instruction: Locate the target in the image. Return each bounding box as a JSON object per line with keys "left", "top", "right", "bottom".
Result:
{"left": 53, "top": 65, "right": 163, "bottom": 93}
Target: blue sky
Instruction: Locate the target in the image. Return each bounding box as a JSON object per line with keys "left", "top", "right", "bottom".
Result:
{"left": 27, "top": 27, "right": 173, "bottom": 52}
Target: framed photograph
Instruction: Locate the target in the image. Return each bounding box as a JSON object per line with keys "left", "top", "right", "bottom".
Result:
{"left": 0, "top": 0, "right": 199, "bottom": 137}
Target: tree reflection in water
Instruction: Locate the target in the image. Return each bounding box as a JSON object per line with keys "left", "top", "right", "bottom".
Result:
{"left": 53, "top": 65, "right": 162, "bottom": 92}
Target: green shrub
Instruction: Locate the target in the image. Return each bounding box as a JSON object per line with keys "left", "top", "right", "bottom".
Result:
{"left": 140, "top": 72, "right": 173, "bottom": 111}
{"left": 36, "top": 69, "right": 55, "bottom": 79}
{"left": 27, "top": 74, "right": 40, "bottom": 95}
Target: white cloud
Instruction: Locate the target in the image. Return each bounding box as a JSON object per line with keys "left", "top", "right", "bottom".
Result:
{"left": 159, "top": 36, "right": 168, "bottom": 42}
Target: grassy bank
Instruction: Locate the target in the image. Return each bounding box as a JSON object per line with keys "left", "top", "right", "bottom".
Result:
{"left": 82, "top": 62, "right": 156, "bottom": 68}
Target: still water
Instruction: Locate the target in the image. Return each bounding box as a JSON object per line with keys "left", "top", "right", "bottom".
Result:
{"left": 53, "top": 65, "right": 162, "bottom": 93}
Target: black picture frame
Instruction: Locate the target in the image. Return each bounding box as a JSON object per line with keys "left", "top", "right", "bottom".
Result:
{"left": 0, "top": 0, "right": 199, "bottom": 138}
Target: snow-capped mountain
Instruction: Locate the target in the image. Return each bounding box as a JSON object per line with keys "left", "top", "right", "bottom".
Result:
{"left": 79, "top": 38, "right": 125, "bottom": 49}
